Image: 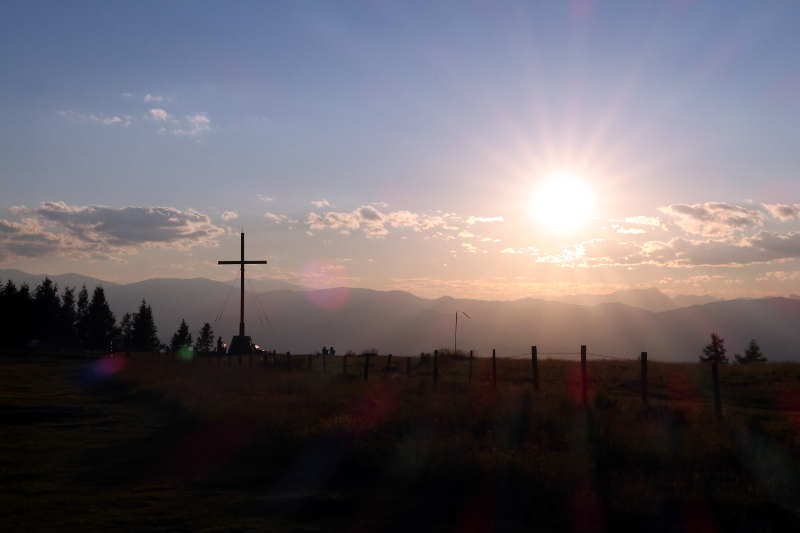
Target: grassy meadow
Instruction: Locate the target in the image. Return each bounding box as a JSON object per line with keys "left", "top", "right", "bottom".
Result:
{"left": 2, "top": 351, "right": 800, "bottom": 531}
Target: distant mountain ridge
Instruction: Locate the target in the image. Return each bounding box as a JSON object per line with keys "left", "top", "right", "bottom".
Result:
{"left": 2, "top": 269, "right": 798, "bottom": 361}
{"left": 558, "top": 288, "right": 717, "bottom": 312}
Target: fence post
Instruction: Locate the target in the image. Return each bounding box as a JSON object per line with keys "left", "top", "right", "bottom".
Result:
{"left": 307, "top": 352, "right": 313, "bottom": 371}
{"left": 433, "top": 350, "right": 439, "bottom": 387}
{"left": 386, "top": 353, "right": 393, "bottom": 373}
{"left": 363, "top": 353, "right": 370, "bottom": 381}
{"left": 406, "top": 356, "right": 411, "bottom": 377}
{"left": 531, "top": 345, "right": 539, "bottom": 391}
{"left": 580, "top": 345, "right": 587, "bottom": 406}
{"left": 286, "top": 351, "right": 291, "bottom": 370}
{"left": 712, "top": 359, "right": 722, "bottom": 419}
{"left": 492, "top": 348, "right": 497, "bottom": 388}
{"left": 468, "top": 349, "right": 474, "bottom": 384}
{"left": 640, "top": 352, "right": 648, "bottom": 407}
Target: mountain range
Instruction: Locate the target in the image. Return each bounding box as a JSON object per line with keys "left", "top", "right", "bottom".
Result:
{"left": 2, "top": 268, "right": 799, "bottom": 361}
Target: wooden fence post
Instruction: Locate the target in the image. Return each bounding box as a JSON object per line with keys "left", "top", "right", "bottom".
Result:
{"left": 363, "top": 353, "right": 370, "bottom": 381}
{"left": 640, "top": 352, "right": 648, "bottom": 407}
{"left": 433, "top": 350, "right": 439, "bottom": 387}
{"left": 468, "top": 349, "right": 474, "bottom": 384}
{"left": 286, "top": 351, "right": 291, "bottom": 370}
{"left": 712, "top": 359, "right": 722, "bottom": 419}
{"left": 580, "top": 345, "right": 587, "bottom": 406}
{"left": 531, "top": 345, "right": 539, "bottom": 391}
{"left": 385, "top": 353, "right": 393, "bottom": 373}
{"left": 492, "top": 348, "right": 497, "bottom": 388}
{"left": 406, "top": 356, "right": 411, "bottom": 377}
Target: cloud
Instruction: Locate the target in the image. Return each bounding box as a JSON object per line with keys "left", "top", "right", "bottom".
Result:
{"left": 144, "top": 93, "right": 165, "bottom": 103}
{"left": 0, "top": 218, "right": 64, "bottom": 261}
{"left": 171, "top": 113, "right": 211, "bottom": 136}
{"left": 307, "top": 206, "right": 462, "bottom": 239}
{"left": 311, "top": 199, "right": 331, "bottom": 208}
{"left": 264, "top": 212, "right": 290, "bottom": 224}
{"left": 35, "top": 201, "right": 224, "bottom": 251}
{"left": 466, "top": 216, "right": 504, "bottom": 225}
{"left": 764, "top": 203, "right": 800, "bottom": 221}
{"left": 659, "top": 202, "right": 763, "bottom": 237}
{"left": 221, "top": 211, "right": 239, "bottom": 221}
{"left": 623, "top": 216, "right": 661, "bottom": 227}
{"left": 147, "top": 108, "right": 170, "bottom": 121}
{"left": 613, "top": 225, "right": 646, "bottom": 235}
{"left": 257, "top": 194, "right": 274, "bottom": 202}
{"left": 58, "top": 110, "right": 132, "bottom": 127}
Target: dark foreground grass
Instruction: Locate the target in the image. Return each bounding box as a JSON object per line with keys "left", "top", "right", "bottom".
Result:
{"left": 2, "top": 352, "right": 800, "bottom": 532}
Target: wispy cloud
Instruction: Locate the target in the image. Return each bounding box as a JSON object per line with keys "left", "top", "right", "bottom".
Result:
{"left": 58, "top": 110, "right": 132, "bottom": 127}
{"left": 764, "top": 203, "right": 800, "bottom": 221}
{"left": 147, "top": 108, "right": 170, "bottom": 121}
{"left": 144, "top": 93, "right": 165, "bottom": 103}
{"left": 311, "top": 199, "right": 331, "bottom": 208}
{"left": 660, "top": 202, "right": 764, "bottom": 237}
{"left": 257, "top": 194, "right": 274, "bottom": 202}
{"left": 221, "top": 211, "right": 239, "bottom": 221}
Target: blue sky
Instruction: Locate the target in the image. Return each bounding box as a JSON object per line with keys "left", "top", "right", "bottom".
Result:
{"left": 2, "top": 1, "right": 800, "bottom": 299}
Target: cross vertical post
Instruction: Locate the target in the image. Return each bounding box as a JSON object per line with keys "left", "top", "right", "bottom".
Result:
{"left": 218, "top": 232, "right": 267, "bottom": 355}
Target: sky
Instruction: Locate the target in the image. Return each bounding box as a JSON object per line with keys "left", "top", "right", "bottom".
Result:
{"left": 1, "top": 0, "right": 800, "bottom": 300}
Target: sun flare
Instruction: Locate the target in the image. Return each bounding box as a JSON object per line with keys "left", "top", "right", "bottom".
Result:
{"left": 532, "top": 174, "right": 595, "bottom": 232}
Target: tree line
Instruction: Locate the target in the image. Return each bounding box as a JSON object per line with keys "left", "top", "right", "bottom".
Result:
{"left": 0, "top": 278, "right": 225, "bottom": 354}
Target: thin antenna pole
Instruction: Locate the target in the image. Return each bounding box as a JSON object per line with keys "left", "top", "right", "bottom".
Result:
{"left": 454, "top": 311, "right": 457, "bottom": 354}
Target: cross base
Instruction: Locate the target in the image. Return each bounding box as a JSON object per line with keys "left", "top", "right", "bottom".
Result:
{"left": 228, "top": 335, "right": 252, "bottom": 355}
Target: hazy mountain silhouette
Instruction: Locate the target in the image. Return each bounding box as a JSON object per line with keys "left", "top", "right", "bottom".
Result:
{"left": 2, "top": 269, "right": 798, "bottom": 360}
{"left": 557, "top": 288, "right": 717, "bottom": 312}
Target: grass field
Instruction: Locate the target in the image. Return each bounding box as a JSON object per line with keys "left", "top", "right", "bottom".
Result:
{"left": 2, "top": 352, "right": 800, "bottom": 532}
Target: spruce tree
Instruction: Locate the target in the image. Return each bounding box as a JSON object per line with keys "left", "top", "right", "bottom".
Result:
{"left": 86, "top": 286, "right": 116, "bottom": 351}
{"left": 131, "top": 300, "right": 159, "bottom": 352}
{"left": 33, "top": 278, "right": 61, "bottom": 345}
{"left": 76, "top": 285, "right": 90, "bottom": 349}
{"left": 216, "top": 335, "right": 225, "bottom": 354}
{"left": 170, "top": 319, "right": 192, "bottom": 353}
{"left": 735, "top": 339, "right": 767, "bottom": 364}
{"left": 119, "top": 312, "right": 134, "bottom": 351}
{"left": 194, "top": 322, "right": 214, "bottom": 354}
{"left": 59, "top": 287, "right": 78, "bottom": 347}
{"left": 700, "top": 333, "right": 728, "bottom": 364}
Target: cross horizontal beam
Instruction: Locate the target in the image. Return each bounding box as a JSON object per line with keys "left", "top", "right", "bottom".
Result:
{"left": 218, "top": 260, "right": 268, "bottom": 265}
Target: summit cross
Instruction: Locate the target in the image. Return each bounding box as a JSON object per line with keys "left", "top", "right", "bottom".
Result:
{"left": 218, "top": 232, "right": 267, "bottom": 353}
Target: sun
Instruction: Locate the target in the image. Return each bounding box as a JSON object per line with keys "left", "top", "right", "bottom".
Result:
{"left": 532, "top": 174, "right": 595, "bottom": 232}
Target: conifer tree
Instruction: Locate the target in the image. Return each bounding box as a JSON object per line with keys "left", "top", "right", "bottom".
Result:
{"left": 194, "top": 322, "right": 214, "bottom": 354}
{"left": 735, "top": 339, "right": 767, "bottom": 364}
{"left": 76, "top": 285, "right": 90, "bottom": 348}
{"left": 86, "top": 286, "right": 116, "bottom": 351}
{"left": 131, "top": 300, "right": 159, "bottom": 352}
{"left": 170, "top": 319, "right": 192, "bottom": 353}
{"left": 119, "top": 312, "right": 135, "bottom": 351}
{"left": 59, "top": 287, "right": 77, "bottom": 347}
{"left": 216, "top": 335, "right": 225, "bottom": 354}
{"left": 33, "top": 278, "right": 61, "bottom": 344}
{"left": 700, "top": 332, "right": 728, "bottom": 364}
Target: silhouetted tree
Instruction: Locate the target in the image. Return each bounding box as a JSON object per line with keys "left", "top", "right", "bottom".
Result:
{"left": 86, "top": 286, "right": 116, "bottom": 351}
{"left": 119, "top": 312, "right": 134, "bottom": 351}
{"left": 59, "top": 286, "right": 78, "bottom": 347}
{"left": 131, "top": 300, "right": 159, "bottom": 352}
{"left": 700, "top": 333, "right": 728, "bottom": 364}
{"left": 33, "top": 278, "right": 61, "bottom": 345}
{"left": 735, "top": 339, "right": 767, "bottom": 364}
{"left": 76, "top": 285, "right": 90, "bottom": 348}
{"left": 0, "top": 281, "right": 31, "bottom": 346}
{"left": 170, "top": 319, "right": 192, "bottom": 353}
{"left": 194, "top": 322, "right": 214, "bottom": 354}
{"left": 216, "top": 335, "right": 225, "bottom": 354}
